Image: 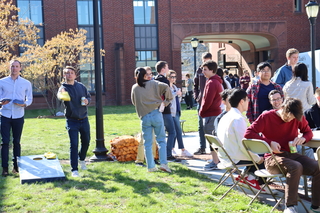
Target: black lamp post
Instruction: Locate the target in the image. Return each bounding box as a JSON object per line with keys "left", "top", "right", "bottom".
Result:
{"left": 90, "top": 0, "right": 108, "bottom": 162}
{"left": 306, "top": 0, "right": 319, "bottom": 90}
{"left": 190, "top": 38, "right": 199, "bottom": 76}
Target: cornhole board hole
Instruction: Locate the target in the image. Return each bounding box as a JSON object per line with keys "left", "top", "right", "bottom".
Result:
{"left": 18, "top": 155, "right": 66, "bottom": 184}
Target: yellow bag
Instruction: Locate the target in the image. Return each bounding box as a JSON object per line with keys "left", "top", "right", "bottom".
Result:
{"left": 44, "top": 152, "right": 56, "bottom": 159}
{"left": 58, "top": 91, "right": 71, "bottom": 101}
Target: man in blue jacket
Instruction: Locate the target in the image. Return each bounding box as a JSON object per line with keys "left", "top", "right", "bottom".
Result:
{"left": 271, "top": 48, "right": 299, "bottom": 88}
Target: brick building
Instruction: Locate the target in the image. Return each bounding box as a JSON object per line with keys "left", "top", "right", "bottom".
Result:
{"left": 12, "top": 0, "right": 320, "bottom": 109}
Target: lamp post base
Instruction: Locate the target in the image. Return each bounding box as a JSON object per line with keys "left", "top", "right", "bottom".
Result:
{"left": 89, "top": 153, "right": 116, "bottom": 162}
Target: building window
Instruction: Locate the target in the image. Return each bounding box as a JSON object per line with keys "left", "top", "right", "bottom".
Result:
{"left": 294, "top": 0, "right": 301, "bottom": 12}
{"left": 133, "top": 0, "right": 158, "bottom": 69}
{"left": 77, "top": 0, "right": 103, "bottom": 92}
{"left": 135, "top": 26, "right": 157, "bottom": 50}
{"left": 17, "top": 0, "right": 44, "bottom": 46}
{"left": 133, "top": 0, "right": 156, "bottom": 24}
{"left": 135, "top": 51, "right": 158, "bottom": 71}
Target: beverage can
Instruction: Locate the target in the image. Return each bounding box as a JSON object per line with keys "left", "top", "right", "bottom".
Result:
{"left": 81, "top": 97, "right": 86, "bottom": 106}
{"left": 289, "top": 141, "right": 297, "bottom": 153}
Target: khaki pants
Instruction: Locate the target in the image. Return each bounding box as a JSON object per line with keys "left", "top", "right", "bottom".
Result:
{"left": 135, "top": 131, "right": 157, "bottom": 163}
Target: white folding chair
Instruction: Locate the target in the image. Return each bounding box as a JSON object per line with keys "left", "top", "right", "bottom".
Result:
{"left": 242, "top": 139, "right": 308, "bottom": 212}
{"left": 205, "top": 134, "right": 256, "bottom": 200}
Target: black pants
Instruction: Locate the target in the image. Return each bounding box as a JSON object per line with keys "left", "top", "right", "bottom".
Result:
{"left": 185, "top": 91, "right": 193, "bottom": 108}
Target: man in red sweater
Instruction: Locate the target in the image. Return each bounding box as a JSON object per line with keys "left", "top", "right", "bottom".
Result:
{"left": 199, "top": 60, "right": 222, "bottom": 169}
{"left": 244, "top": 98, "right": 320, "bottom": 213}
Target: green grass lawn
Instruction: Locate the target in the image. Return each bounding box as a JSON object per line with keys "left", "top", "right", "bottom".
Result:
{"left": 0, "top": 104, "right": 277, "bottom": 212}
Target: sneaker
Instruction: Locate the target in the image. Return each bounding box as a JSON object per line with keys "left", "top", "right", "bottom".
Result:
{"left": 284, "top": 206, "right": 298, "bottom": 213}
{"left": 167, "top": 156, "right": 181, "bottom": 162}
{"left": 71, "top": 170, "right": 80, "bottom": 177}
{"left": 194, "top": 148, "right": 206, "bottom": 155}
{"left": 79, "top": 161, "right": 87, "bottom": 170}
{"left": 154, "top": 160, "right": 160, "bottom": 165}
{"left": 172, "top": 149, "right": 177, "bottom": 156}
{"left": 236, "top": 175, "right": 262, "bottom": 193}
{"left": 148, "top": 167, "right": 158, "bottom": 172}
{"left": 310, "top": 206, "right": 320, "bottom": 213}
{"left": 135, "top": 162, "right": 146, "bottom": 167}
{"left": 203, "top": 161, "right": 218, "bottom": 171}
{"left": 160, "top": 164, "right": 172, "bottom": 173}
{"left": 181, "top": 150, "right": 193, "bottom": 157}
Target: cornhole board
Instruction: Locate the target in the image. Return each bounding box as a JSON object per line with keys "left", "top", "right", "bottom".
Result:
{"left": 18, "top": 155, "right": 66, "bottom": 184}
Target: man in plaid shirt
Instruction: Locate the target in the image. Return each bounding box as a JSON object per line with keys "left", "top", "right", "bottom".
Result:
{"left": 246, "top": 62, "right": 283, "bottom": 123}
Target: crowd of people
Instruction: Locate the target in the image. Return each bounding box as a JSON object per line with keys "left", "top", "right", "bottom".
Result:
{"left": 130, "top": 48, "right": 320, "bottom": 213}
{"left": 1, "top": 47, "right": 320, "bottom": 212}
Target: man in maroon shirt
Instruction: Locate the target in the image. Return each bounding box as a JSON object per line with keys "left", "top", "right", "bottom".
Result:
{"left": 199, "top": 60, "right": 222, "bottom": 169}
{"left": 193, "top": 52, "right": 212, "bottom": 155}
{"left": 244, "top": 98, "right": 320, "bottom": 213}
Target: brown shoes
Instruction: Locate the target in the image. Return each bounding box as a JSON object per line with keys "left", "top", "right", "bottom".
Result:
{"left": 12, "top": 168, "right": 19, "bottom": 174}
{"left": 2, "top": 168, "right": 8, "bottom": 177}
{"left": 1, "top": 167, "right": 19, "bottom": 177}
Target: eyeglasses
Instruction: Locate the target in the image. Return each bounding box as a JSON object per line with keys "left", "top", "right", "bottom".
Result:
{"left": 270, "top": 98, "right": 282, "bottom": 102}
{"left": 260, "top": 70, "right": 271, "bottom": 73}
{"left": 170, "top": 76, "right": 177, "bottom": 79}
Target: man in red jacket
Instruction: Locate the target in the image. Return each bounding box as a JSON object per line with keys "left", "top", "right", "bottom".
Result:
{"left": 199, "top": 60, "right": 222, "bottom": 169}
{"left": 244, "top": 98, "right": 320, "bottom": 213}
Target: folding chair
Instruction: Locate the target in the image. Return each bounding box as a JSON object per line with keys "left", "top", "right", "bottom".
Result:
{"left": 205, "top": 134, "right": 256, "bottom": 200}
{"left": 242, "top": 139, "right": 308, "bottom": 212}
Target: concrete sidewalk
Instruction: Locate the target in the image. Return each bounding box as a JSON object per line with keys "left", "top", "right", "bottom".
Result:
{"left": 174, "top": 132, "right": 312, "bottom": 212}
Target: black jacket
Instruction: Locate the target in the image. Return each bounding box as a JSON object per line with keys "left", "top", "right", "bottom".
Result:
{"left": 304, "top": 104, "right": 320, "bottom": 130}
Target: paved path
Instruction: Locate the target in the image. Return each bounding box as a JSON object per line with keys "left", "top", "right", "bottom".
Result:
{"left": 175, "top": 132, "right": 312, "bottom": 212}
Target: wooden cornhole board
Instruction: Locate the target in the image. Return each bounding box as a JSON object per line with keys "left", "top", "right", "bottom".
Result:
{"left": 18, "top": 155, "right": 66, "bottom": 184}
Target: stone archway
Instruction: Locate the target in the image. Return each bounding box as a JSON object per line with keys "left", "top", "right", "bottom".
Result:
{"left": 172, "top": 21, "right": 287, "bottom": 51}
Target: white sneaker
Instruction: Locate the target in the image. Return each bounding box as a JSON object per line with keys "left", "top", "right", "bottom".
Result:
{"left": 283, "top": 206, "right": 297, "bottom": 213}
{"left": 172, "top": 149, "right": 177, "bottom": 156}
{"left": 160, "top": 164, "right": 172, "bottom": 173}
{"left": 310, "top": 206, "right": 320, "bottom": 213}
{"left": 72, "top": 170, "right": 80, "bottom": 177}
{"left": 80, "top": 160, "right": 87, "bottom": 170}
{"left": 181, "top": 150, "right": 193, "bottom": 157}
{"left": 148, "top": 167, "right": 158, "bottom": 172}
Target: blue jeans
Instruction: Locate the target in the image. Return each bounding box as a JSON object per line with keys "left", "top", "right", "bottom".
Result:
{"left": 172, "top": 113, "right": 184, "bottom": 149}
{"left": 197, "top": 104, "right": 206, "bottom": 149}
{"left": 66, "top": 117, "right": 90, "bottom": 171}
{"left": 162, "top": 113, "right": 176, "bottom": 157}
{"left": 141, "top": 109, "right": 167, "bottom": 169}
{"left": 1, "top": 116, "right": 24, "bottom": 169}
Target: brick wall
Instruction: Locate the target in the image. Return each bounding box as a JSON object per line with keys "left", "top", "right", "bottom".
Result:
{"left": 13, "top": 0, "right": 320, "bottom": 109}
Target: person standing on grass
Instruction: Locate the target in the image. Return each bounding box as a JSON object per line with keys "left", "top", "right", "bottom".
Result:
{"left": 168, "top": 70, "right": 193, "bottom": 157}
{"left": 57, "top": 66, "right": 91, "bottom": 178}
{"left": 184, "top": 73, "right": 194, "bottom": 110}
{"left": 131, "top": 67, "right": 172, "bottom": 173}
{"left": 154, "top": 61, "right": 180, "bottom": 162}
{"left": 193, "top": 52, "right": 212, "bottom": 155}
{"left": 135, "top": 66, "right": 159, "bottom": 167}
{"left": 0, "top": 59, "right": 33, "bottom": 177}
{"left": 199, "top": 60, "right": 222, "bottom": 169}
